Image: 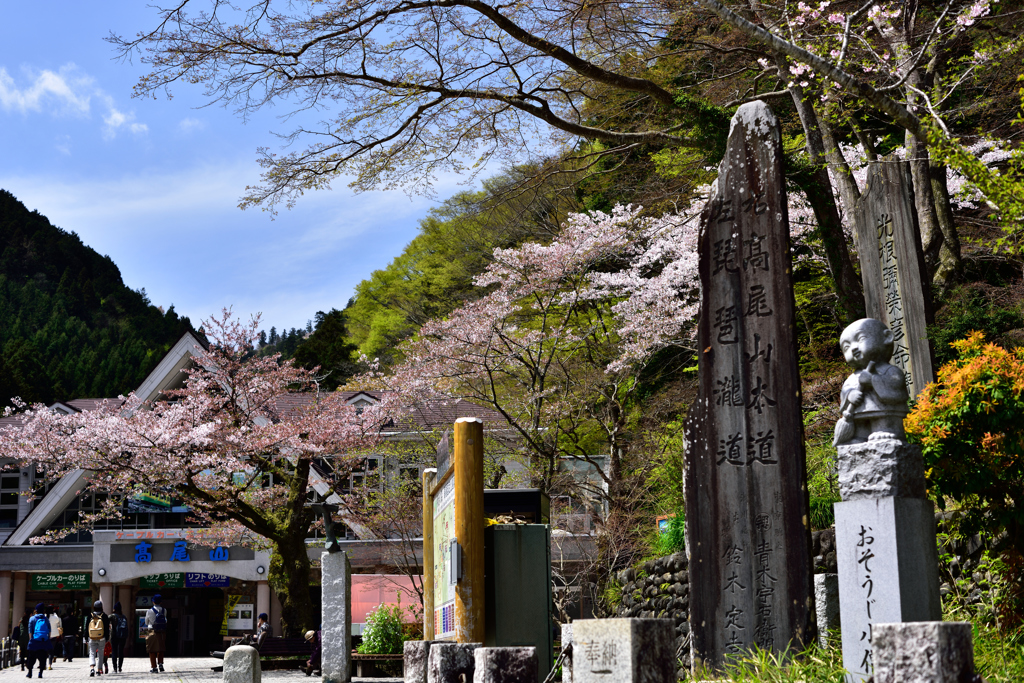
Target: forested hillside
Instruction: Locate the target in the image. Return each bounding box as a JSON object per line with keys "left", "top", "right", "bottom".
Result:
{"left": 0, "top": 190, "right": 195, "bottom": 406}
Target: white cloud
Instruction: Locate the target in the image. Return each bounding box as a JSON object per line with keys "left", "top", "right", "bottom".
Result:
{"left": 54, "top": 135, "right": 72, "bottom": 156}
{"left": 0, "top": 63, "right": 148, "bottom": 141}
{"left": 0, "top": 64, "right": 92, "bottom": 115}
{"left": 178, "top": 117, "right": 205, "bottom": 133}
{"left": 101, "top": 97, "right": 148, "bottom": 140}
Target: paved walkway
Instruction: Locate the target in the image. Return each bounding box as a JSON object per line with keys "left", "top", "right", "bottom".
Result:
{"left": 10, "top": 657, "right": 402, "bottom": 682}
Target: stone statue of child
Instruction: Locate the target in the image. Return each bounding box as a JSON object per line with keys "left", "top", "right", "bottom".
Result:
{"left": 833, "top": 318, "right": 910, "bottom": 446}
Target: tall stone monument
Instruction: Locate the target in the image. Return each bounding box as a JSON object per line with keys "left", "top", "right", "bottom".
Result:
{"left": 321, "top": 548, "right": 352, "bottom": 683}
{"left": 832, "top": 318, "right": 941, "bottom": 682}
{"left": 684, "top": 100, "right": 813, "bottom": 669}
{"left": 852, "top": 160, "right": 934, "bottom": 397}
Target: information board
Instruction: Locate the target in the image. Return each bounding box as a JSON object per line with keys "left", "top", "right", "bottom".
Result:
{"left": 227, "top": 602, "right": 254, "bottom": 631}
{"left": 185, "top": 573, "right": 230, "bottom": 588}
{"left": 140, "top": 573, "right": 184, "bottom": 588}
{"left": 432, "top": 474, "right": 456, "bottom": 639}
{"left": 31, "top": 573, "right": 90, "bottom": 591}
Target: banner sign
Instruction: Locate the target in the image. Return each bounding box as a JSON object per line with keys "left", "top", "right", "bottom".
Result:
{"left": 140, "top": 573, "right": 184, "bottom": 589}
{"left": 220, "top": 595, "right": 243, "bottom": 636}
{"left": 185, "top": 573, "right": 230, "bottom": 588}
{"left": 31, "top": 573, "right": 90, "bottom": 591}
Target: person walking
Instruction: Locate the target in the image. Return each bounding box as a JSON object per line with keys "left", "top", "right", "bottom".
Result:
{"left": 26, "top": 603, "right": 52, "bottom": 679}
{"left": 86, "top": 600, "right": 110, "bottom": 677}
{"left": 15, "top": 612, "right": 30, "bottom": 671}
{"left": 46, "top": 606, "right": 62, "bottom": 670}
{"left": 109, "top": 603, "right": 130, "bottom": 673}
{"left": 144, "top": 594, "right": 168, "bottom": 673}
{"left": 61, "top": 606, "right": 79, "bottom": 663}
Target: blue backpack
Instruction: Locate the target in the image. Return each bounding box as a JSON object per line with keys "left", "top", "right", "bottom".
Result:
{"left": 30, "top": 614, "right": 50, "bottom": 640}
{"left": 151, "top": 606, "right": 167, "bottom": 632}
{"left": 27, "top": 614, "right": 52, "bottom": 651}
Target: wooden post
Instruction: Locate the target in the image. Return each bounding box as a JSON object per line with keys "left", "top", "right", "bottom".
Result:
{"left": 684, "top": 101, "right": 813, "bottom": 669}
{"left": 852, "top": 159, "right": 935, "bottom": 397}
{"left": 422, "top": 467, "right": 437, "bottom": 640}
{"left": 453, "top": 417, "right": 485, "bottom": 643}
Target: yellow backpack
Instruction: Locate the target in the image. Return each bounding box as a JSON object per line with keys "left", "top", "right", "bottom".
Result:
{"left": 88, "top": 615, "right": 104, "bottom": 641}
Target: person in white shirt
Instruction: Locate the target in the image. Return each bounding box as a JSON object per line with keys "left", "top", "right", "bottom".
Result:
{"left": 143, "top": 595, "right": 168, "bottom": 674}
{"left": 46, "top": 607, "right": 61, "bottom": 670}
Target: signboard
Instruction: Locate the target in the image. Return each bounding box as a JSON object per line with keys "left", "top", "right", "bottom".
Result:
{"left": 140, "top": 573, "right": 185, "bottom": 589}
{"left": 227, "top": 602, "right": 254, "bottom": 631}
{"left": 220, "top": 595, "right": 243, "bottom": 636}
{"left": 185, "top": 573, "right": 230, "bottom": 588}
{"left": 432, "top": 474, "right": 456, "bottom": 639}
{"left": 31, "top": 573, "right": 90, "bottom": 591}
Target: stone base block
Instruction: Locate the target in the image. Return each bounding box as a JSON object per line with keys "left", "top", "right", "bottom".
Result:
{"left": 872, "top": 622, "right": 975, "bottom": 683}
{"left": 223, "top": 645, "right": 261, "bottom": 683}
{"left": 405, "top": 640, "right": 440, "bottom": 683}
{"left": 835, "top": 497, "right": 941, "bottom": 682}
{"left": 837, "top": 438, "right": 926, "bottom": 500}
{"left": 560, "top": 624, "right": 573, "bottom": 683}
{"left": 814, "top": 573, "right": 840, "bottom": 648}
{"left": 321, "top": 551, "right": 351, "bottom": 683}
{"left": 572, "top": 619, "right": 674, "bottom": 683}
{"left": 427, "top": 642, "right": 481, "bottom": 683}
{"left": 473, "top": 647, "right": 538, "bottom": 683}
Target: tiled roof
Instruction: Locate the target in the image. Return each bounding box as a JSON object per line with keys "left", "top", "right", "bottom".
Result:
{"left": 270, "top": 391, "right": 508, "bottom": 431}
{"left": 64, "top": 398, "right": 124, "bottom": 412}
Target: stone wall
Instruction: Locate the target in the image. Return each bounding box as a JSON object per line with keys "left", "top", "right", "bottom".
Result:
{"left": 613, "top": 552, "right": 691, "bottom": 674}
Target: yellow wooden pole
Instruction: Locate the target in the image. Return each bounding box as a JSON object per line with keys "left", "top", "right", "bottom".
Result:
{"left": 422, "top": 468, "right": 436, "bottom": 640}
{"left": 453, "top": 417, "right": 485, "bottom": 643}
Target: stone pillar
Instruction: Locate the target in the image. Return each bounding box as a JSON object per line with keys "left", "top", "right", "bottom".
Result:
{"left": 269, "top": 586, "right": 283, "bottom": 637}
{"left": 223, "top": 644, "right": 262, "bottom": 683}
{"left": 0, "top": 571, "right": 11, "bottom": 639}
{"left": 813, "top": 574, "right": 840, "bottom": 648}
{"left": 99, "top": 583, "right": 114, "bottom": 614}
{"left": 871, "top": 622, "right": 975, "bottom": 683}
{"left": 321, "top": 551, "right": 351, "bottom": 683}
{"left": 405, "top": 640, "right": 439, "bottom": 683}
{"left": 117, "top": 585, "right": 132, "bottom": 612}
{"left": 427, "top": 642, "right": 480, "bottom": 683}
{"left": 473, "top": 647, "right": 538, "bottom": 683}
{"left": 11, "top": 573, "right": 26, "bottom": 632}
{"left": 256, "top": 581, "right": 270, "bottom": 623}
{"left": 560, "top": 624, "right": 573, "bottom": 683}
{"left": 572, "top": 619, "right": 675, "bottom": 683}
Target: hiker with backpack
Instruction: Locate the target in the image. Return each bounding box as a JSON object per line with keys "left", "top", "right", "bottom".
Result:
{"left": 25, "top": 603, "right": 52, "bottom": 679}
{"left": 110, "top": 602, "right": 130, "bottom": 673}
{"left": 86, "top": 600, "right": 110, "bottom": 677}
{"left": 144, "top": 593, "right": 168, "bottom": 673}
{"left": 46, "top": 606, "right": 62, "bottom": 670}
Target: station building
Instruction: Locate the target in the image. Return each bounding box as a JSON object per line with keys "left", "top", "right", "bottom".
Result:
{"left": 0, "top": 330, "right": 492, "bottom": 654}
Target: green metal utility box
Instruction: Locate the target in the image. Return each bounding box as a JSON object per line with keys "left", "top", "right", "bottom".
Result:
{"left": 484, "top": 524, "right": 553, "bottom": 680}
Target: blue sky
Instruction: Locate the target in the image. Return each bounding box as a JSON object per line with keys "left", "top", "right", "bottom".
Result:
{"left": 0, "top": 2, "right": 473, "bottom": 333}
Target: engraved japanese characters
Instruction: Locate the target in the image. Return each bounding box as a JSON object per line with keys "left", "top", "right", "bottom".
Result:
{"left": 683, "top": 100, "right": 812, "bottom": 669}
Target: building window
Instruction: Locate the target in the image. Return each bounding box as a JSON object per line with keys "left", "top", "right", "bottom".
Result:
{"left": 0, "top": 474, "right": 19, "bottom": 528}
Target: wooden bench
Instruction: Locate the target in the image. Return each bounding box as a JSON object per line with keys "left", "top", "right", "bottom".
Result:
{"left": 210, "top": 637, "right": 314, "bottom": 671}
{"left": 351, "top": 652, "right": 404, "bottom": 677}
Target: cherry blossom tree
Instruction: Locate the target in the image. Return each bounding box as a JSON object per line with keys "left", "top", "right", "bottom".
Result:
{"left": 0, "top": 310, "right": 383, "bottom": 634}
{"left": 697, "top": 0, "right": 1024, "bottom": 278}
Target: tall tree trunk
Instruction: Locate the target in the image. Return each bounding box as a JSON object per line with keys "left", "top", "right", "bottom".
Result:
{"left": 907, "top": 129, "right": 944, "bottom": 278}
{"left": 929, "top": 159, "right": 963, "bottom": 287}
{"left": 785, "top": 80, "right": 866, "bottom": 322}
{"left": 270, "top": 537, "right": 316, "bottom": 635}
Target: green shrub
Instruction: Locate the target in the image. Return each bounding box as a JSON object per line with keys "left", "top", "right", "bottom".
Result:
{"left": 654, "top": 512, "right": 686, "bottom": 556}
{"left": 357, "top": 599, "right": 406, "bottom": 655}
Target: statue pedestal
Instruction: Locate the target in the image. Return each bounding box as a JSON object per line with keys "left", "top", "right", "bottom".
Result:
{"left": 321, "top": 551, "right": 351, "bottom": 683}
{"left": 834, "top": 497, "right": 941, "bottom": 682}
{"left": 837, "top": 438, "right": 926, "bottom": 500}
